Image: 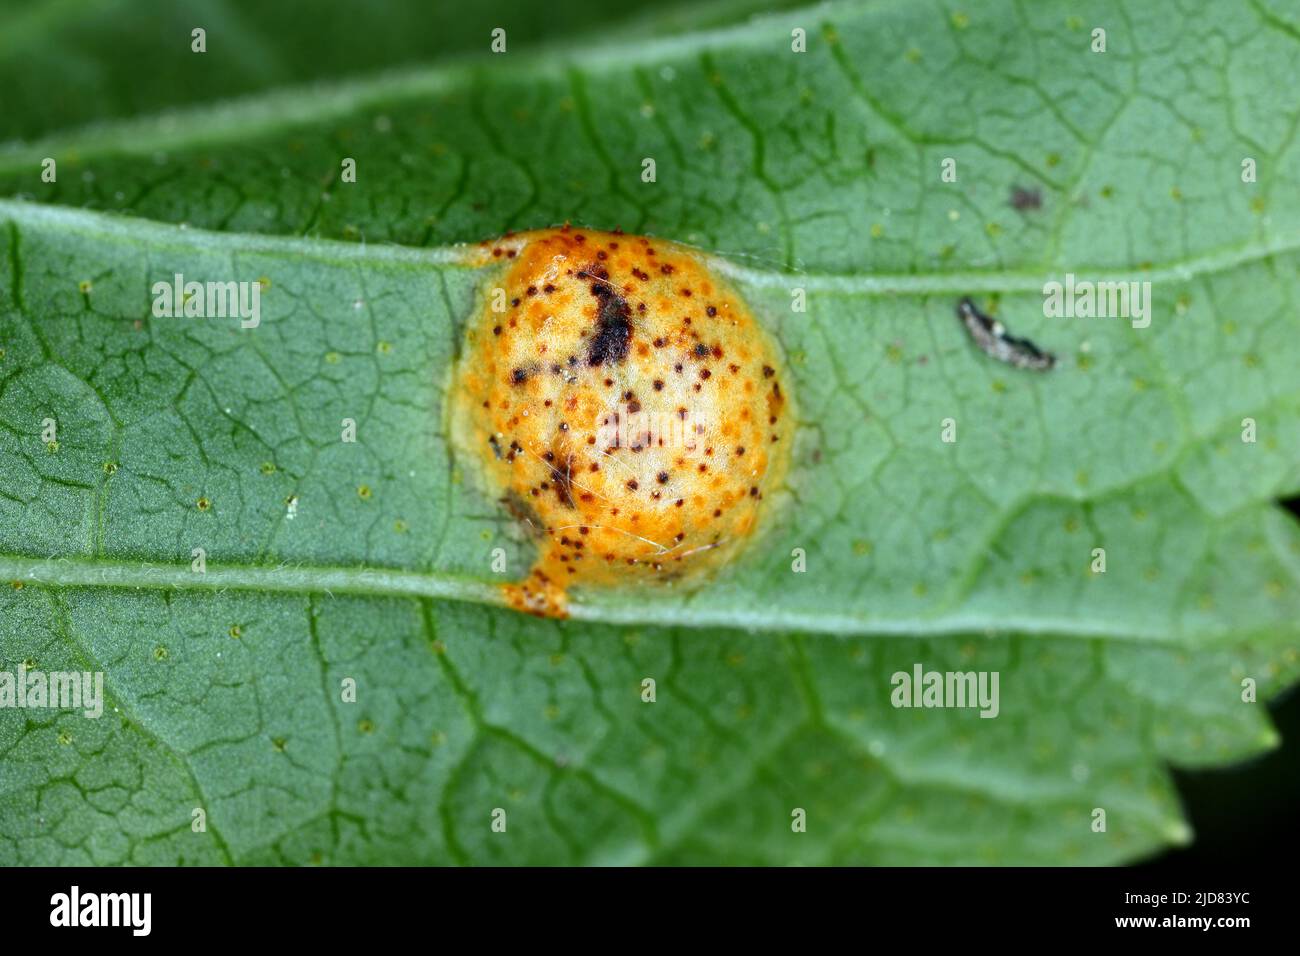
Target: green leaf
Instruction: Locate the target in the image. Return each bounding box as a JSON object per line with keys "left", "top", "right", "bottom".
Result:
{"left": 0, "top": 0, "right": 775, "bottom": 141}
{"left": 2, "top": 0, "right": 1299, "bottom": 864}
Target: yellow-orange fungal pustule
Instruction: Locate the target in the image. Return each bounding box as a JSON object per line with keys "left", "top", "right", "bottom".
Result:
{"left": 451, "top": 227, "right": 792, "bottom": 617}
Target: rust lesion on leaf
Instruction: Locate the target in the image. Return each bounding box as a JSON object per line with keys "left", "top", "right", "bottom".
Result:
{"left": 451, "top": 227, "right": 793, "bottom": 618}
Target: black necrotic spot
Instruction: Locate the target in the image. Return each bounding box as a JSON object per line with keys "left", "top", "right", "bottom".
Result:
{"left": 1010, "top": 186, "right": 1042, "bottom": 211}
{"left": 580, "top": 266, "right": 632, "bottom": 367}
{"left": 549, "top": 461, "right": 576, "bottom": 508}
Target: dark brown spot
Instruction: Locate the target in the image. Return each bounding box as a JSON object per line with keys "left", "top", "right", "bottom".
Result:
{"left": 549, "top": 457, "right": 575, "bottom": 508}
{"left": 581, "top": 266, "right": 633, "bottom": 367}
{"left": 502, "top": 490, "right": 544, "bottom": 535}
{"left": 1010, "top": 186, "right": 1042, "bottom": 211}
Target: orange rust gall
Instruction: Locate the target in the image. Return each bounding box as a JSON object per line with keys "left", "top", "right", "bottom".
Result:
{"left": 452, "top": 228, "right": 791, "bottom": 617}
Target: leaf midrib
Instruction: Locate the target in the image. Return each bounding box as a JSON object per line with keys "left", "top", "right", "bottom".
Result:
{"left": 2, "top": 549, "right": 1296, "bottom": 644}
{"left": 4, "top": 199, "right": 1298, "bottom": 295}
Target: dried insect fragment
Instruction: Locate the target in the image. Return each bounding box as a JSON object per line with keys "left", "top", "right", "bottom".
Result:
{"left": 956, "top": 297, "right": 1055, "bottom": 371}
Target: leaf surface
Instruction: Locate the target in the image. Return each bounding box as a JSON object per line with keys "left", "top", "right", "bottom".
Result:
{"left": 1, "top": 0, "right": 1298, "bottom": 864}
